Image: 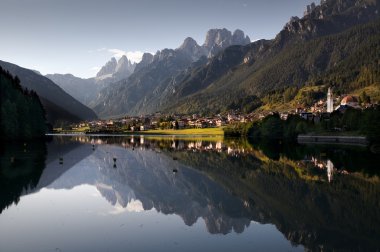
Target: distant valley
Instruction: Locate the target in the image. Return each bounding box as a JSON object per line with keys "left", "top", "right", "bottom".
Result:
{"left": 0, "top": 60, "right": 97, "bottom": 126}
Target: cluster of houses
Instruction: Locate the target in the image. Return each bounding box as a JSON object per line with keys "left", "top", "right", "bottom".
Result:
{"left": 70, "top": 88, "right": 376, "bottom": 132}
{"left": 84, "top": 112, "right": 256, "bottom": 132}
{"left": 280, "top": 88, "right": 375, "bottom": 123}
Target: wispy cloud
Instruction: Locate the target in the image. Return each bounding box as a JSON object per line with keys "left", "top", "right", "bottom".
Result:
{"left": 126, "top": 51, "right": 145, "bottom": 63}
{"left": 108, "top": 48, "right": 127, "bottom": 59}
{"left": 96, "top": 48, "right": 146, "bottom": 63}
{"left": 105, "top": 199, "right": 145, "bottom": 216}
{"left": 90, "top": 66, "right": 101, "bottom": 71}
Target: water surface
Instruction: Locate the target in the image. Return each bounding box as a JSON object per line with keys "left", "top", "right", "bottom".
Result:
{"left": 0, "top": 136, "right": 379, "bottom": 251}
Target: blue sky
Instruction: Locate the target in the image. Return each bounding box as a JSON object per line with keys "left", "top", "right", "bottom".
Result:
{"left": 0, "top": 0, "right": 313, "bottom": 78}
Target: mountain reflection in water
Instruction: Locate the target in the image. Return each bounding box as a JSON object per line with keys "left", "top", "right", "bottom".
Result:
{"left": 0, "top": 135, "right": 379, "bottom": 251}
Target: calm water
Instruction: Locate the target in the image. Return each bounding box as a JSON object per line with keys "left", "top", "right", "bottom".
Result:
{"left": 0, "top": 135, "right": 379, "bottom": 252}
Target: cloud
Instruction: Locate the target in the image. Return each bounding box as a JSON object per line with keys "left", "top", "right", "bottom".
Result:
{"left": 126, "top": 51, "right": 145, "bottom": 63}
{"left": 106, "top": 199, "right": 145, "bottom": 215}
{"left": 108, "top": 48, "right": 127, "bottom": 59}
{"left": 90, "top": 66, "right": 101, "bottom": 71}
{"left": 96, "top": 48, "right": 146, "bottom": 63}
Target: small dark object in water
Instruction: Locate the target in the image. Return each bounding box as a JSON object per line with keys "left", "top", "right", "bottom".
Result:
{"left": 173, "top": 168, "right": 178, "bottom": 174}
{"left": 113, "top": 157, "right": 117, "bottom": 162}
{"left": 132, "top": 147, "right": 135, "bottom": 151}
{"left": 113, "top": 164, "right": 117, "bottom": 168}
{"left": 92, "top": 144, "right": 95, "bottom": 150}
{"left": 59, "top": 157, "right": 63, "bottom": 165}
{"left": 173, "top": 157, "right": 178, "bottom": 160}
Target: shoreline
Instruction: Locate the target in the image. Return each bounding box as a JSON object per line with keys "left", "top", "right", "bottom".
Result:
{"left": 50, "top": 127, "right": 224, "bottom": 137}
{"left": 298, "top": 135, "right": 368, "bottom": 146}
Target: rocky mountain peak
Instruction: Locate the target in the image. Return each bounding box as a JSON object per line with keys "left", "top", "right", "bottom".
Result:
{"left": 96, "top": 57, "right": 117, "bottom": 78}
{"left": 96, "top": 55, "right": 136, "bottom": 81}
{"left": 282, "top": 0, "right": 379, "bottom": 41}
{"left": 134, "top": 53, "right": 154, "bottom": 73}
{"left": 203, "top": 28, "right": 232, "bottom": 49}
{"left": 232, "top": 29, "right": 251, "bottom": 45}
{"left": 115, "top": 55, "right": 136, "bottom": 76}
{"left": 179, "top": 37, "right": 199, "bottom": 49}
{"left": 203, "top": 28, "right": 251, "bottom": 58}
{"left": 178, "top": 37, "right": 206, "bottom": 61}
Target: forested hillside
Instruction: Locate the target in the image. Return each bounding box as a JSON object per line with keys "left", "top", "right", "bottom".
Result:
{"left": 0, "top": 67, "right": 47, "bottom": 139}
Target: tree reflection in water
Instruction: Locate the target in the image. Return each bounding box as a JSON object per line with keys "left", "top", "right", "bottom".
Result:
{"left": 0, "top": 135, "right": 379, "bottom": 251}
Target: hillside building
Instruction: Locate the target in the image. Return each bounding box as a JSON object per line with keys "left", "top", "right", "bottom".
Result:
{"left": 327, "top": 87, "right": 334, "bottom": 113}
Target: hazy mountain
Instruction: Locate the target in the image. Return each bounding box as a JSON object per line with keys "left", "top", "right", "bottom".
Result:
{"left": 114, "top": 55, "right": 136, "bottom": 78}
{"left": 46, "top": 143, "right": 252, "bottom": 235}
{"left": 96, "top": 57, "right": 117, "bottom": 79}
{"left": 203, "top": 28, "right": 251, "bottom": 58}
{"left": 0, "top": 60, "right": 97, "bottom": 124}
{"left": 92, "top": 48, "right": 194, "bottom": 117}
{"left": 45, "top": 74, "right": 99, "bottom": 106}
{"left": 92, "top": 28, "right": 251, "bottom": 117}
{"left": 96, "top": 55, "right": 136, "bottom": 81}
{"left": 177, "top": 37, "right": 206, "bottom": 61}
{"left": 46, "top": 55, "right": 136, "bottom": 107}
{"left": 134, "top": 53, "right": 154, "bottom": 73}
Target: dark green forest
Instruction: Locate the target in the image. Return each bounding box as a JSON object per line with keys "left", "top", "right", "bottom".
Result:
{"left": 0, "top": 67, "right": 47, "bottom": 139}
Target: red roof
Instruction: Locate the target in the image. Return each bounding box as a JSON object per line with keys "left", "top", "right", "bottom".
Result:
{"left": 341, "top": 95, "right": 358, "bottom": 104}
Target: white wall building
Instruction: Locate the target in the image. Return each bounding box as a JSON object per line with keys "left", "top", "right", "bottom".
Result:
{"left": 327, "top": 87, "right": 334, "bottom": 113}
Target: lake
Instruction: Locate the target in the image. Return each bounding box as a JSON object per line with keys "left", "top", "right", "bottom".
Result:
{"left": 0, "top": 135, "right": 379, "bottom": 251}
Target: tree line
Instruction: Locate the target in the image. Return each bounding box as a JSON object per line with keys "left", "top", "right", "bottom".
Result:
{"left": 0, "top": 67, "right": 47, "bottom": 140}
{"left": 224, "top": 107, "right": 380, "bottom": 144}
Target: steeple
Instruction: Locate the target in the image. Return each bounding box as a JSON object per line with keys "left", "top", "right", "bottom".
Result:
{"left": 327, "top": 87, "right": 333, "bottom": 113}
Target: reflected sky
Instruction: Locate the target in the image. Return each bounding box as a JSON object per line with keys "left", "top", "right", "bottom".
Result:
{"left": 0, "top": 184, "right": 299, "bottom": 252}
{"left": 0, "top": 137, "right": 303, "bottom": 252}
{"left": 1, "top": 136, "right": 379, "bottom": 251}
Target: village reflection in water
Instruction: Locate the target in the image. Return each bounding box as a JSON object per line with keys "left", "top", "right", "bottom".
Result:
{"left": 70, "top": 135, "right": 359, "bottom": 184}
{"left": 1, "top": 135, "right": 379, "bottom": 251}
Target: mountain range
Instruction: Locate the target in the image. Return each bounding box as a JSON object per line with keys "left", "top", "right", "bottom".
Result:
{"left": 91, "top": 28, "right": 251, "bottom": 117}
{"left": 90, "top": 0, "right": 380, "bottom": 117}
{"left": 46, "top": 55, "right": 136, "bottom": 106}
{"left": 2, "top": 0, "right": 379, "bottom": 120}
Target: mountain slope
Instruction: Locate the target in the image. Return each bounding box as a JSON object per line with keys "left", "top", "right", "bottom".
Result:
{"left": 45, "top": 74, "right": 99, "bottom": 106}
{"left": 46, "top": 55, "right": 136, "bottom": 107}
{"left": 166, "top": 19, "right": 380, "bottom": 114}
{"left": 0, "top": 67, "right": 47, "bottom": 139}
{"left": 93, "top": 0, "right": 380, "bottom": 117}
{"left": 161, "top": 0, "right": 380, "bottom": 114}
{"left": 0, "top": 60, "right": 98, "bottom": 124}
{"left": 93, "top": 28, "right": 251, "bottom": 117}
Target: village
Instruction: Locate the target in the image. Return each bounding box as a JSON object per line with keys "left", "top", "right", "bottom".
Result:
{"left": 66, "top": 88, "right": 376, "bottom": 133}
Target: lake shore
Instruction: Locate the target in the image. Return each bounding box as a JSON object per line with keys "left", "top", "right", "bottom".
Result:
{"left": 53, "top": 127, "right": 224, "bottom": 136}
{"left": 298, "top": 134, "right": 368, "bottom": 146}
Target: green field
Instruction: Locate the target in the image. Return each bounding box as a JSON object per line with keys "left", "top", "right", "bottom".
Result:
{"left": 144, "top": 127, "right": 224, "bottom": 136}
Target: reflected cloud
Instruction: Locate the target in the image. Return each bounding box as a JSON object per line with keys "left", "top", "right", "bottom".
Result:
{"left": 2, "top": 136, "right": 380, "bottom": 251}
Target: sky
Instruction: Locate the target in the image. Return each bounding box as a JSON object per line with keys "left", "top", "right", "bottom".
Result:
{"left": 0, "top": 0, "right": 313, "bottom": 78}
